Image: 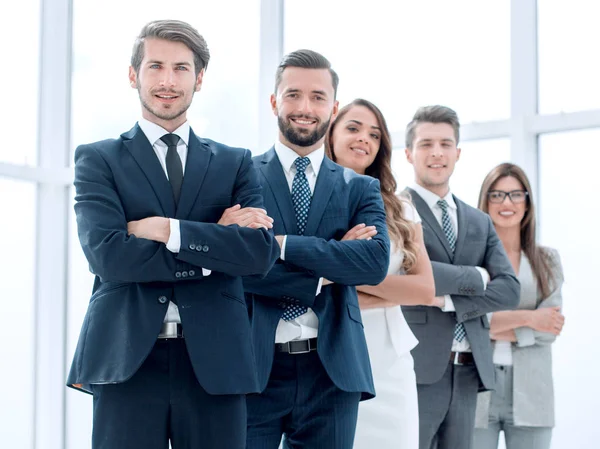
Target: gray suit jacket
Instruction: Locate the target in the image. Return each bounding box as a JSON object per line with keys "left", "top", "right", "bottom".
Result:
{"left": 475, "top": 249, "right": 564, "bottom": 427}
{"left": 402, "top": 188, "right": 520, "bottom": 390}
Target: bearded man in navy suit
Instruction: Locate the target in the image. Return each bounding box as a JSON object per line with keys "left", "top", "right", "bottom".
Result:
{"left": 67, "top": 20, "right": 279, "bottom": 449}
{"left": 244, "top": 49, "right": 390, "bottom": 449}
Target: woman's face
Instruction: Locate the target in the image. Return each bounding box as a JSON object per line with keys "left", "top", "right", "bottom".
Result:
{"left": 487, "top": 175, "right": 528, "bottom": 230}
{"left": 330, "top": 105, "right": 381, "bottom": 174}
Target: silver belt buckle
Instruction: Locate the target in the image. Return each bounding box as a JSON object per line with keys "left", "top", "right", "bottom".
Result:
{"left": 453, "top": 352, "right": 464, "bottom": 365}
{"left": 288, "top": 338, "right": 312, "bottom": 355}
{"left": 158, "top": 322, "right": 181, "bottom": 339}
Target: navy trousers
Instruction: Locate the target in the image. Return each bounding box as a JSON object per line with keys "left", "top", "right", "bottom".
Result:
{"left": 91, "top": 338, "right": 246, "bottom": 449}
{"left": 247, "top": 350, "right": 361, "bottom": 449}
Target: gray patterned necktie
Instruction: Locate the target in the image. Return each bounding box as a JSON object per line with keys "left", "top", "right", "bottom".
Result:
{"left": 281, "top": 157, "right": 312, "bottom": 321}
{"left": 437, "top": 199, "right": 466, "bottom": 342}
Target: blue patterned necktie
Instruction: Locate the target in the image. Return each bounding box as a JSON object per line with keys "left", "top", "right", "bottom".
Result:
{"left": 437, "top": 199, "right": 466, "bottom": 342}
{"left": 281, "top": 157, "right": 312, "bottom": 321}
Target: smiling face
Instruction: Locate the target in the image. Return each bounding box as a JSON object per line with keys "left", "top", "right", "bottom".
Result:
{"left": 271, "top": 67, "right": 338, "bottom": 155}
{"left": 129, "top": 38, "right": 203, "bottom": 131}
{"left": 405, "top": 122, "right": 460, "bottom": 197}
{"left": 330, "top": 105, "right": 381, "bottom": 174}
{"left": 487, "top": 175, "right": 527, "bottom": 230}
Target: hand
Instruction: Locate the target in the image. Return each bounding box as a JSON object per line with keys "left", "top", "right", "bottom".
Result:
{"left": 127, "top": 217, "right": 170, "bottom": 243}
{"left": 275, "top": 235, "right": 285, "bottom": 249}
{"left": 430, "top": 295, "right": 445, "bottom": 309}
{"left": 322, "top": 278, "right": 333, "bottom": 286}
{"left": 341, "top": 223, "right": 377, "bottom": 241}
{"left": 529, "top": 306, "right": 565, "bottom": 335}
{"left": 218, "top": 204, "right": 274, "bottom": 230}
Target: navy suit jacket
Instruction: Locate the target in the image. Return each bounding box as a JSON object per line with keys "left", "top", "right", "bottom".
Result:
{"left": 67, "top": 124, "right": 280, "bottom": 395}
{"left": 244, "top": 148, "right": 390, "bottom": 400}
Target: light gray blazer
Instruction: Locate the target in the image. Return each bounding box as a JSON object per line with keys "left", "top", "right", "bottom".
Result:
{"left": 475, "top": 248, "right": 564, "bottom": 428}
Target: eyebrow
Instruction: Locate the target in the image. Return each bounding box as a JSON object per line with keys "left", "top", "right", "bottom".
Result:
{"left": 284, "top": 88, "right": 329, "bottom": 96}
{"left": 418, "top": 138, "right": 455, "bottom": 143}
{"left": 346, "top": 119, "right": 381, "bottom": 131}
{"left": 146, "top": 60, "right": 192, "bottom": 66}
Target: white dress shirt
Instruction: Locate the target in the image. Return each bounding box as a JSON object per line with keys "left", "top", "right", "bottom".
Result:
{"left": 273, "top": 140, "right": 324, "bottom": 343}
{"left": 138, "top": 118, "right": 210, "bottom": 323}
{"left": 410, "top": 183, "right": 489, "bottom": 352}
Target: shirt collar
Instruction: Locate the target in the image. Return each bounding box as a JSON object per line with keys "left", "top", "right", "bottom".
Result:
{"left": 274, "top": 140, "right": 324, "bottom": 177}
{"left": 138, "top": 117, "right": 190, "bottom": 147}
{"left": 410, "top": 182, "right": 457, "bottom": 210}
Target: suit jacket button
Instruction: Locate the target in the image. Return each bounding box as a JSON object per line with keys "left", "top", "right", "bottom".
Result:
{"left": 189, "top": 244, "right": 196, "bottom": 250}
{"left": 181, "top": 271, "right": 188, "bottom": 278}
{"left": 189, "top": 270, "right": 196, "bottom": 276}
{"left": 158, "top": 295, "right": 168, "bottom": 304}
{"left": 175, "top": 271, "right": 182, "bottom": 278}
{"left": 202, "top": 245, "right": 210, "bottom": 252}
{"left": 195, "top": 246, "right": 202, "bottom": 252}
{"left": 462, "top": 313, "right": 469, "bottom": 320}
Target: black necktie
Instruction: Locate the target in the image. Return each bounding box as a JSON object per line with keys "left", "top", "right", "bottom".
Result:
{"left": 160, "top": 133, "right": 183, "bottom": 206}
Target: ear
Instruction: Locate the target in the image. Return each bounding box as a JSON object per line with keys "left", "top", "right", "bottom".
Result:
{"left": 270, "top": 93, "right": 278, "bottom": 116}
{"left": 456, "top": 147, "right": 462, "bottom": 161}
{"left": 194, "top": 69, "right": 205, "bottom": 92}
{"left": 129, "top": 66, "right": 137, "bottom": 89}
{"left": 405, "top": 147, "right": 414, "bottom": 164}
{"left": 331, "top": 99, "right": 339, "bottom": 119}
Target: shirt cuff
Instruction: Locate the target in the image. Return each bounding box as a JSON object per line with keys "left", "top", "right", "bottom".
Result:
{"left": 442, "top": 295, "right": 455, "bottom": 312}
{"left": 280, "top": 235, "right": 287, "bottom": 260}
{"left": 476, "top": 266, "right": 490, "bottom": 290}
{"left": 202, "top": 268, "right": 211, "bottom": 276}
{"left": 514, "top": 326, "right": 535, "bottom": 347}
{"left": 166, "top": 219, "right": 181, "bottom": 253}
{"left": 316, "top": 277, "right": 324, "bottom": 296}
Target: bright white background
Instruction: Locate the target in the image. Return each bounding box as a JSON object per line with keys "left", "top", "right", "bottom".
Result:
{"left": 1, "top": 0, "right": 599, "bottom": 448}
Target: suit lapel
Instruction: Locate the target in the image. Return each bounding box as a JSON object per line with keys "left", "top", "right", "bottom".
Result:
{"left": 406, "top": 187, "right": 453, "bottom": 260}
{"left": 303, "top": 157, "right": 337, "bottom": 236}
{"left": 453, "top": 196, "right": 468, "bottom": 262}
{"left": 122, "top": 124, "right": 175, "bottom": 216}
{"left": 259, "top": 148, "right": 297, "bottom": 234}
{"left": 176, "top": 129, "right": 211, "bottom": 219}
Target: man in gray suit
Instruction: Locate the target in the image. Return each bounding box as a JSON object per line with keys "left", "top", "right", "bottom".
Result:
{"left": 401, "top": 105, "right": 520, "bottom": 449}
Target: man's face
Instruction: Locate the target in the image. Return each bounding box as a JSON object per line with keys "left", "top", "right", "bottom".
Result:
{"left": 271, "top": 67, "right": 338, "bottom": 153}
{"left": 129, "top": 38, "right": 203, "bottom": 130}
{"left": 405, "top": 122, "right": 461, "bottom": 193}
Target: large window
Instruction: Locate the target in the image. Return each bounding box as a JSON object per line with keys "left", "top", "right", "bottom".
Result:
{"left": 284, "top": 0, "right": 510, "bottom": 129}
{"left": 538, "top": 1, "right": 600, "bottom": 114}
{"left": 0, "top": 179, "right": 36, "bottom": 447}
{"left": 539, "top": 130, "right": 600, "bottom": 447}
{"left": 0, "top": 1, "right": 40, "bottom": 165}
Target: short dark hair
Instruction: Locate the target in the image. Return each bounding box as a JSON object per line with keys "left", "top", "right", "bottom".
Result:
{"left": 131, "top": 20, "right": 210, "bottom": 76}
{"left": 405, "top": 105, "right": 460, "bottom": 148}
{"left": 274, "top": 49, "right": 339, "bottom": 97}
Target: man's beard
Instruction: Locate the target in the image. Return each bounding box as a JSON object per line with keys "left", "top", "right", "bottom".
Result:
{"left": 278, "top": 114, "right": 331, "bottom": 147}
{"left": 139, "top": 87, "right": 192, "bottom": 122}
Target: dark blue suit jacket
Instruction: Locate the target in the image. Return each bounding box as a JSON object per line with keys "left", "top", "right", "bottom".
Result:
{"left": 67, "top": 124, "right": 280, "bottom": 395}
{"left": 244, "top": 148, "right": 390, "bottom": 400}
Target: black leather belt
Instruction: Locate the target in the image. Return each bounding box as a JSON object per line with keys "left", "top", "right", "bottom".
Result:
{"left": 158, "top": 323, "right": 184, "bottom": 339}
{"left": 275, "top": 338, "right": 317, "bottom": 354}
{"left": 450, "top": 351, "right": 475, "bottom": 365}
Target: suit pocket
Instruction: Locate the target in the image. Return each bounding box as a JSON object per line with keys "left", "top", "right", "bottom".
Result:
{"left": 481, "top": 315, "right": 490, "bottom": 328}
{"left": 403, "top": 310, "right": 428, "bottom": 324}
{"left": 347, "top": 303, "right": 363, "bottom": 327}
{"left": 221, "top": 291, "right": 247, "bottom": 307}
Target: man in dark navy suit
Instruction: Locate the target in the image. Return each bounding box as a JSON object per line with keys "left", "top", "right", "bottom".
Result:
{"left": 67, "top": 20, "right": 279, "bottom": 449}
{"left": 244, "top": 49, "right": 390, "bottom": 449}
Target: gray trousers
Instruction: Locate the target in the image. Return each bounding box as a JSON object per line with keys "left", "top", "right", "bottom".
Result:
{"left": 472, "top": 365, "right": 552, "bottom": 449}
{"left": 417, "top": 361, "right": 480, "bottom": 449}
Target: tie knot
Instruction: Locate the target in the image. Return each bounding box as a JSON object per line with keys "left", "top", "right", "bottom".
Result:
{"left": 437, "top": 199, "right": 449, "bottom": 211}
{"left": 160, "top": 133, "right": 180, "bottom": 148}
{"left": 294, "top": 157, "right": 310, "bottom": 173}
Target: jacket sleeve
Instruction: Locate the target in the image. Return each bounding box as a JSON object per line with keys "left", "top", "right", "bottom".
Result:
{"left": 283, "top": 178, "right": 390, "bottom": 286}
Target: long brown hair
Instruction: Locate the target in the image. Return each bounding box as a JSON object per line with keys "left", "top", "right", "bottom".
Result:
{"left": 478, "top": 163, "right": 557, "bottom": 298}
{"left": 326, "top": 98, "right": 417, "bottom": 272}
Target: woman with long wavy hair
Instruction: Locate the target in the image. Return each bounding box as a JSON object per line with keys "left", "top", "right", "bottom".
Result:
{"left": 326, "top": 99, "right": 436, "bottom": 449}
{"left": 472, "top": 163, "right": 565, "bottom": 449}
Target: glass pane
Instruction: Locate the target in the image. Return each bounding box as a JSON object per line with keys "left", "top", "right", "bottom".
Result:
{"left": 538, "top": 1, "right": 600, "bottom": 114}
{"left": 392, "top": 138, "right": 511, "bottom": 207}
{"left": 539, "top": 130, "right": 600, "bottom": 448}
{"left": 67, "top": 2, "right": 260, "bottom": 446}
{"left": 0, "top": 1, "right": 40, "bottom": 165}
{"left": 284, "top": 0, "right": 510, "bottom": 129}
{"left": 71, "top": 0, "right": 260, "bottom": 162}
{"left": 0, "top": 178, "right": 36, "bottom": 446}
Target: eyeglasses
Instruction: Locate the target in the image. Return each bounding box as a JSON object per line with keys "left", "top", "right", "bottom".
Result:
{"left": 487, "top": 190, "right": 529, "bottom": 204}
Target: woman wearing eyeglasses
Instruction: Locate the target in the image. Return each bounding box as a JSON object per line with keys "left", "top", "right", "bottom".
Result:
{"left": 472, "top": 163, "right": 565, "bottom": 449}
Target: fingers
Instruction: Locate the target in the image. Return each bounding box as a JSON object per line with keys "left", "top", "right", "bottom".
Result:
{"left": 341, "top": 224, "right": 377, "bottom": 241}
{"left": 219, "top": 205, "right": 273, "bottom": 229}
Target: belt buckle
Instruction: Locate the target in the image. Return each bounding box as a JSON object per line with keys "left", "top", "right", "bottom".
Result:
{"left": 453, "top": 352, "right": 464, "bottom": 366}
{"left": 158, "top": 322, "right": 182, "bottom": 339}
{"left": 288, "top": 339, "right": 312, "bottom": 355}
